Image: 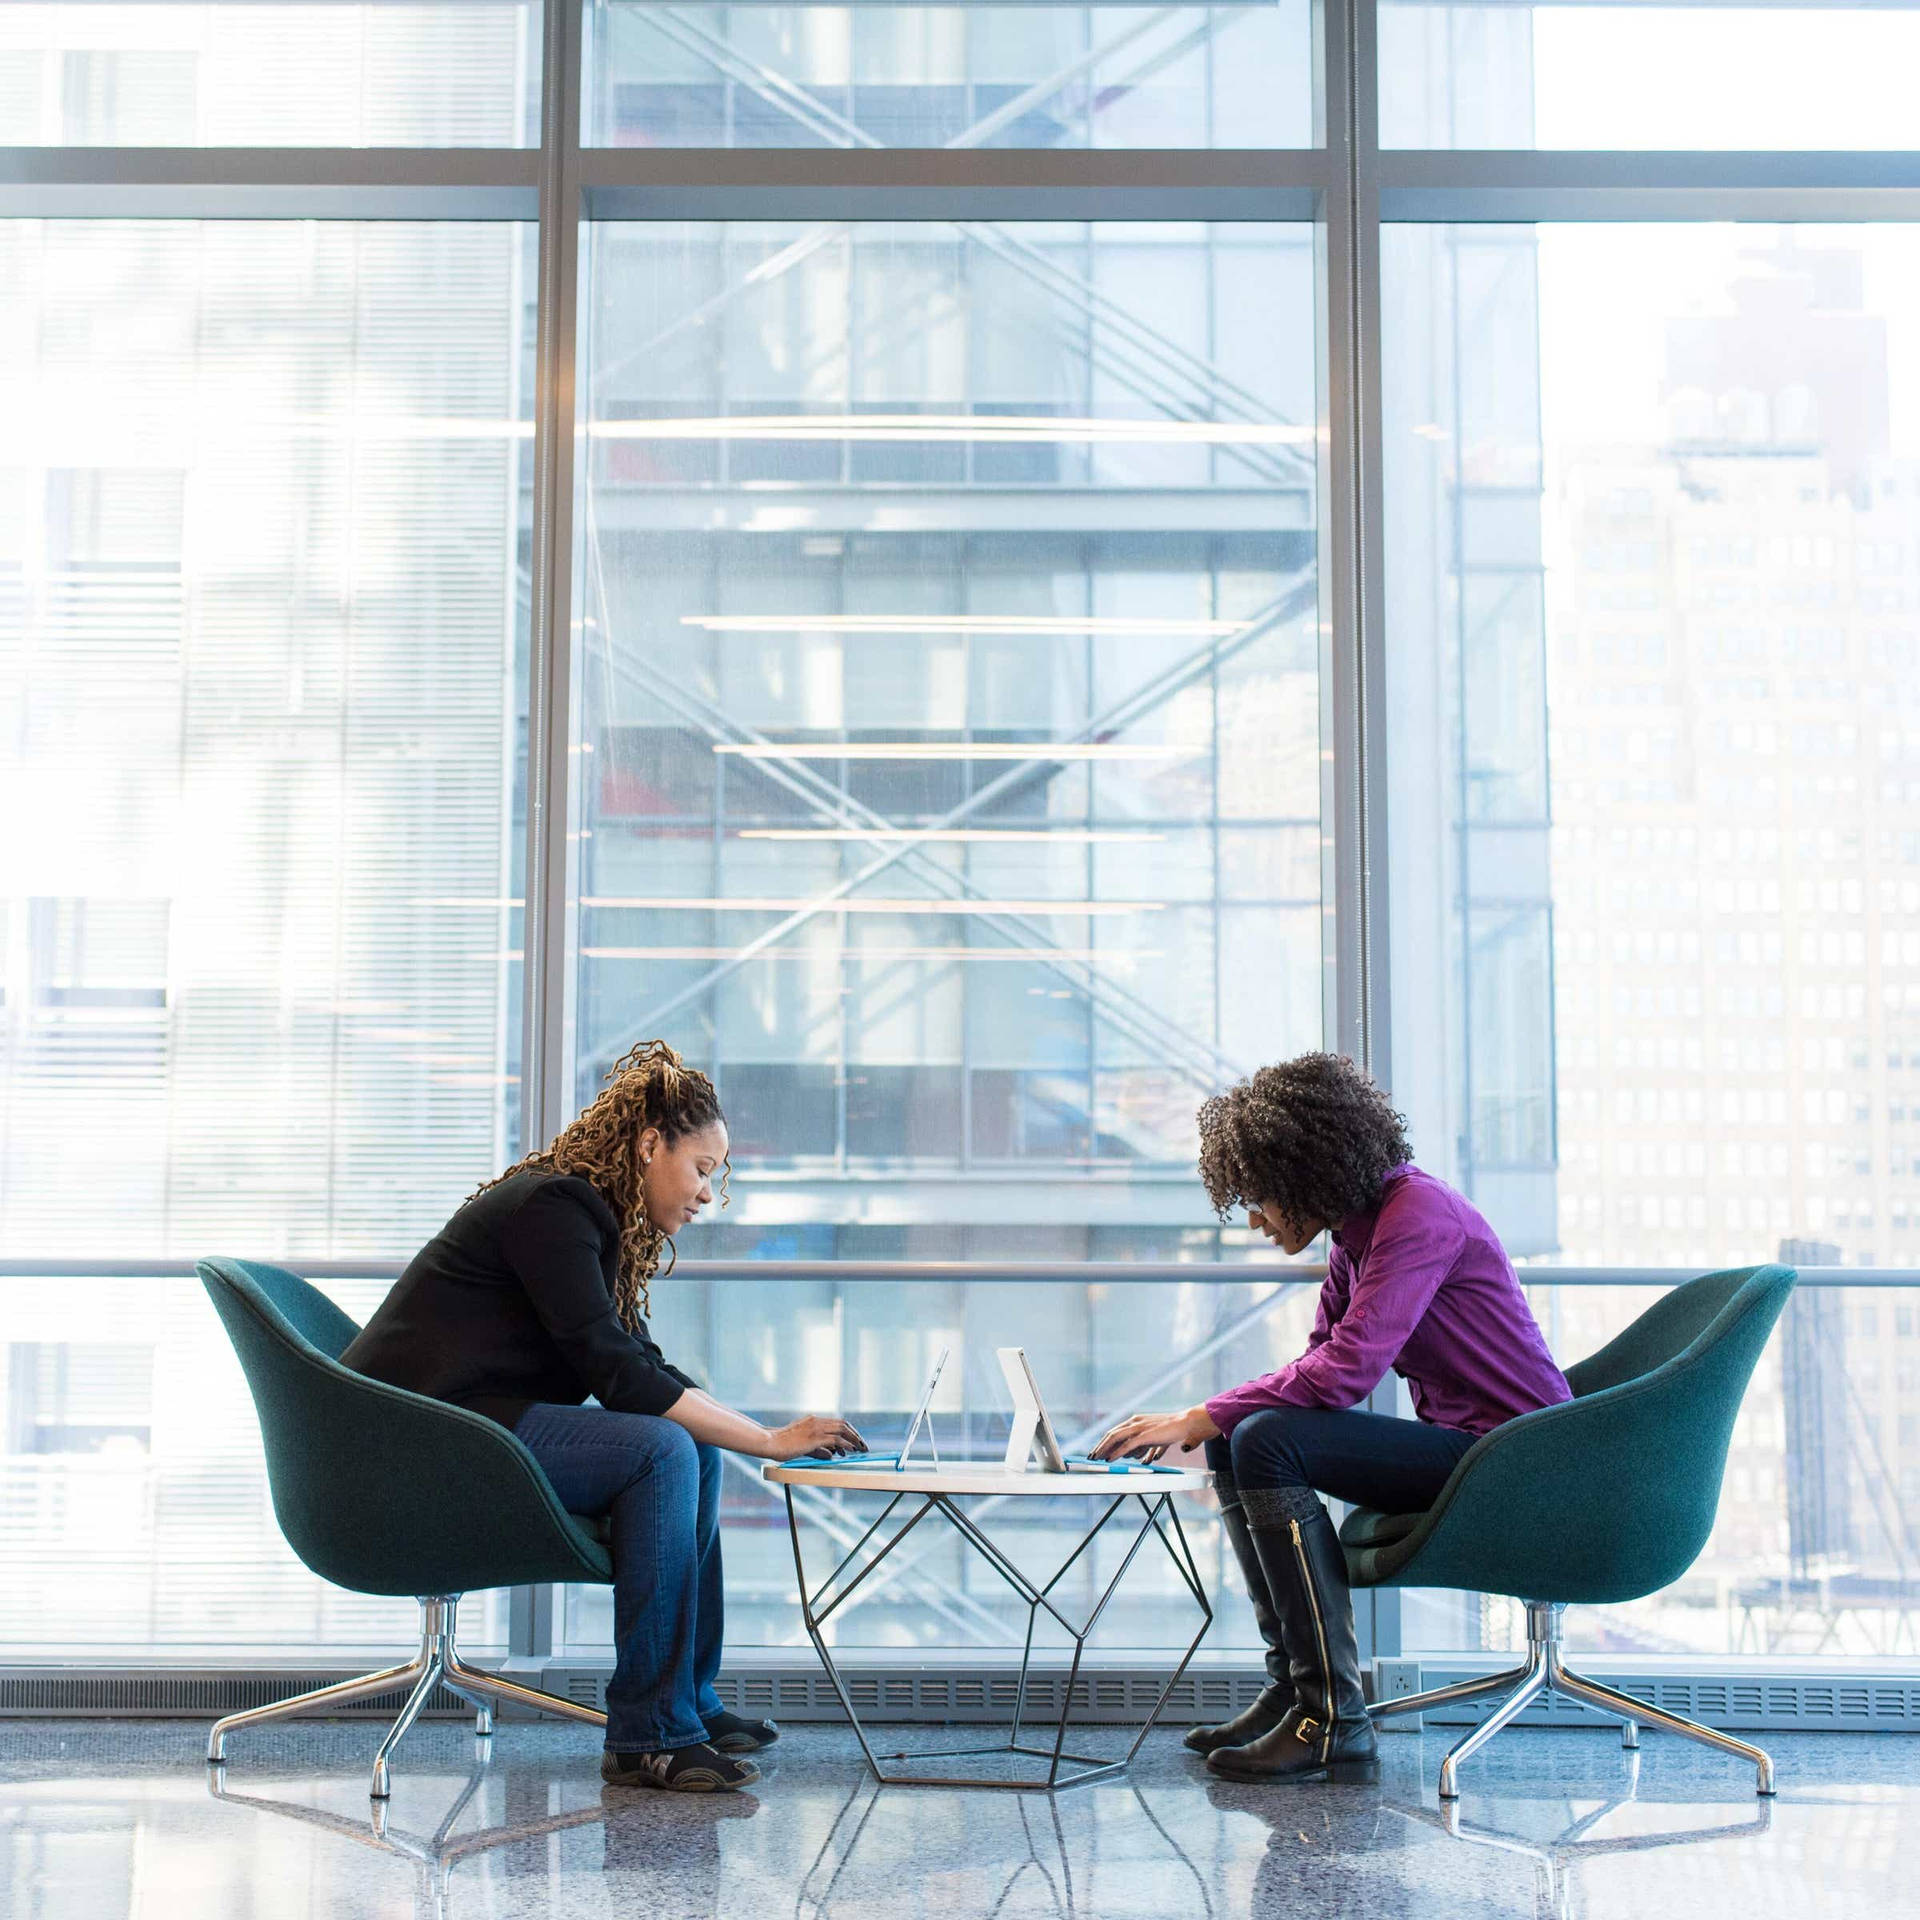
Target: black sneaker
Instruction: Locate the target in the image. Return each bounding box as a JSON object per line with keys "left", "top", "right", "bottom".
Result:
{"left": 600, "top": 1743, "right": 760, "bottom": 1793}
{"left": 703, "top": 1710, "right": 779, "bottom": 1754}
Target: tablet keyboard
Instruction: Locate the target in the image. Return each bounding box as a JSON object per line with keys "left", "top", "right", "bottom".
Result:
{"left": 779, "top": 1451, "right": 903, "bottom": 1469}
{"left": 778, "top": 1452, "right": 1180, "bottom": 1474}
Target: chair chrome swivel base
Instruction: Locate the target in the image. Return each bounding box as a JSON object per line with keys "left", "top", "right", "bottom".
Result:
{"left": 1369, "top": 1601, "right": 1776, "bottom": 1802}
{"left": 204, "top": 1594, "right": 609, "bottom": 1799}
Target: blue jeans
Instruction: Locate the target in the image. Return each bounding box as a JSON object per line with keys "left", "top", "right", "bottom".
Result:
{"left": 513, "top": 1403, "right": 726, "bottom": 1752}
{"left": 1206, "top": 1404, "right": 1478, "bottom": 1515}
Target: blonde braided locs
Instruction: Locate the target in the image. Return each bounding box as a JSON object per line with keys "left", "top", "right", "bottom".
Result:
{"left": 476, "top": 1039, "right": 728, "bottom": 1331}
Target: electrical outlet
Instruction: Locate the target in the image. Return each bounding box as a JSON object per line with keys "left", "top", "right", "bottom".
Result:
{"left": 1371, "top": 1659, "right": 1424, "bottom": 1731}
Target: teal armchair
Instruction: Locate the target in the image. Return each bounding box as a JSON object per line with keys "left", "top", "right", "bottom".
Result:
{"left": 199, "top": 1257, "right": 613, "bottom": 1798}
{"left": 1346, "top": 1264, "right": 1796, "bottom": 1799}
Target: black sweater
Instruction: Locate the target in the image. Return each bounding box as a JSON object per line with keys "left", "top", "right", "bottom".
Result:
{"left": 342, "top": 1170, "right": 697, "bottom": 1431}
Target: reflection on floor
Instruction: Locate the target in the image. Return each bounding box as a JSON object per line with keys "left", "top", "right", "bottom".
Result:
{"left": 3, "top": 1717, "right": 1915, "bottom": 1919}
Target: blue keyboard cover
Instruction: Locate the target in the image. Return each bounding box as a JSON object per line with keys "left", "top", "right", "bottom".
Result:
{"left": 779, "top": 1452, "right": 1180, "bottom": 1473}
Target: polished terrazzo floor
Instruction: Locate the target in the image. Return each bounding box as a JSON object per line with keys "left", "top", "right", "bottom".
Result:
{"left": 3, "top": 1715, "right": 1914, "bottom": 1918}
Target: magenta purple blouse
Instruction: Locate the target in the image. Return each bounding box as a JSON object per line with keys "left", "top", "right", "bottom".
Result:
{"left": 1204, "top": 1164, "right": 1571, "bottom": 1440}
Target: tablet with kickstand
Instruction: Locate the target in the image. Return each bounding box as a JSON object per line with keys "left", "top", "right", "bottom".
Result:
{"left": 778, "top": 1346, "right": 949, "bottom": 1470}
{"left": 996, "top": 1347, "right": 1181, "bottom": 1475}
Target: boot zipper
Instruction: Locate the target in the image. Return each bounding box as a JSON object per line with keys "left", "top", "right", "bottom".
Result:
{"left": 1290, "top": 1517, "right": 1333, "bottom": 1766}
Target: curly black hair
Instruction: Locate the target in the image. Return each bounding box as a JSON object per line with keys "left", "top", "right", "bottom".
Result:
{"left": 1196, "top": 1052, "right": 1411, "bottom": 1231}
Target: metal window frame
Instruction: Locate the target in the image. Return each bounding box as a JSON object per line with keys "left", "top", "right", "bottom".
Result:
{"left": 2, "top": 1261, "right": 1913, "bottom": 1287}
{"left": 5, "top": 0, "right": 1920, "bottom": 1669}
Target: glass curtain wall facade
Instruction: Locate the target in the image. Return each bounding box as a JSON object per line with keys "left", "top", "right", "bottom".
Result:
{"left": 1387, "top": 218, "right": 1920, "bottom": 1659}
{"left": 561, "top": 212, "right": 1323, "bottom": 1653}
{"left": 586, "top": 0, "right": 1314, "bottom": 149}
{"left": 1, "top": 0, "right": 1916, "bottom": 1674}
{"left": 572, "top": 218, "right": 1322, "bottom": 1254}
{"left": 0, "top": 200, "right": 532, "bottom": 1652}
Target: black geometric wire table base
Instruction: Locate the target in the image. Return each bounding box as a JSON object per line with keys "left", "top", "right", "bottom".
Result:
{"left": 782, "top": 1484, "right": 1212, "bottom": 1790}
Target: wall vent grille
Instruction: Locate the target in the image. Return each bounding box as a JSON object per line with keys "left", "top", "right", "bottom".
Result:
{"left": 0, "top": 1665, "right": 1270, "bottom": 1725}
{"left": 700, "top": 1666, "right": 1269, "bottom": 1724}
{"left": 4, "top": 1663, "right": 1918, "bottom": 1731}
{"left": 0, "top": 1672, "right": 471, "bottom": 1719}
{"left": 1395, "top": 1666, "right": 1920, "bottom": 1733}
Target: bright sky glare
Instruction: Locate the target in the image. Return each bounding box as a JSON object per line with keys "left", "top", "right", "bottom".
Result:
{"left": 1537, "top": 225, "right": 1920, "bottom": 460}
{"left": 1534, "top": 6, "right": 1920, "bottom": 151}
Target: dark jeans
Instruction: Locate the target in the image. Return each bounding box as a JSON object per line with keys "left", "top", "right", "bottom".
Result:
{"left": 514, "top": 1403, "right": 725, "bottom": 1752}
{"left": 1204, "top": 1405, "right": 1478, "bottom": 1685}
{"left": 1207, "top": 1404, "right": 1479, "bottom": 1516}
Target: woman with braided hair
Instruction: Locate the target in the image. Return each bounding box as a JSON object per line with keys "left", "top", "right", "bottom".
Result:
{"left": 1092, "top": 1052, "right": 1568, "bottom": 1786}
{"left": 344, "top": 1039, "right": 863, "bottom": 1793}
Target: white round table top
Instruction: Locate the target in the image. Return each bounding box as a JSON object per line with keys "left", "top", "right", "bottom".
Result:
{"left": 764, "top": 1460, "right": 1214, "bottom": 1497}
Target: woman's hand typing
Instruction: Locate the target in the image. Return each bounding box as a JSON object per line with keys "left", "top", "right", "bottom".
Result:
{"left": 766, "top": 1415, "right": 867, "bottom": 1460}
{"left": 1091, "top": 1404, "right": 1219, "bottom": 1463}
{"left": 663, "top": 1389, "right": 864, "bottom": 1460}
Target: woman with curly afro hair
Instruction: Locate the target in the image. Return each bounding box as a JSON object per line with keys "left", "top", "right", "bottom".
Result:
{"left": 1094, "top": 1052, "right": 1569, "bottom": 1787}
{"left": 345, "top": 1040, "right": 864, "bottom": 1794}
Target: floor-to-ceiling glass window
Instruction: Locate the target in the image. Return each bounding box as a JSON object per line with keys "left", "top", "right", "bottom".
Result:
{"left": 0, "top": 4, "right": 540, "bottom": 145}
{"left": 1, "top": 0, "right": 1913, "bottom": 1695}
{"left": 560, "top": 213, "right": 1325, "bottom": 1650}
{"left": 1385, "top": 212, "right": 1920, "bottom": 1660}
{"left": 584, "top": 0, "right": 1314, "bottom": 149}
{"left": 1380, "top": 1, "right": 1920, "bottom": 151}
{"left": 0, "top": 210, "right": 534, "bottom": 1650}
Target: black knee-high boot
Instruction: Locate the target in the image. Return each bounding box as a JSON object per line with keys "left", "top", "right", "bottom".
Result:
{"left": 1184, "top": 1469, "right": 1296, "bottom": 1754}
{"left": 1207, "top": 1484, "right": 1378, "bottom": 1784}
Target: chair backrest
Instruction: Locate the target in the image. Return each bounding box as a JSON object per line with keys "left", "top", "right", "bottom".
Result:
{"left": 223, "top": 1259, "right": 364, "bottom": 1362}
{"left": 1562, "top": 1265, "right": 1760, "bottom": 1400}
{"left": 200, "top": 1257, "right": 610, "bottom": 1597}
{"left": 1354, "top": 1265, "right": 1796, "bottom": 1604}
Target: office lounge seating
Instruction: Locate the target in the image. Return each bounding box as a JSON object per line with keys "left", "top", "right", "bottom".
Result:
{"left": 198, "top": 1257, "right": 612, "bottom": 1798}
{"left": 1344, "top": 1264, "right": 1797, "bottom": 1799}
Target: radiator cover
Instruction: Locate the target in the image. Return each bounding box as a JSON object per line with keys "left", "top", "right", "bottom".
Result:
{"left": 3, "top": 1661, "right": 1917, "bottom": 1731}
